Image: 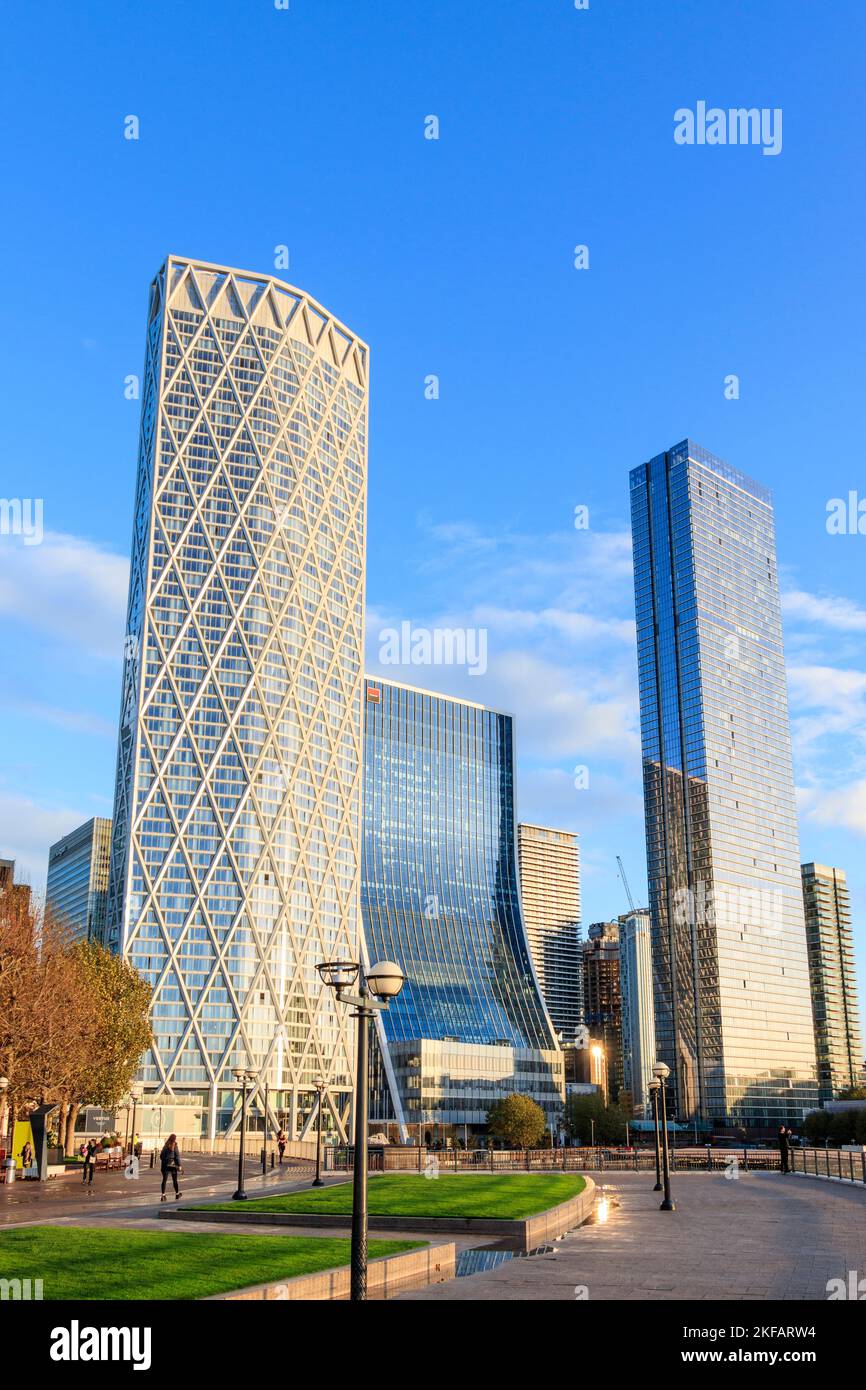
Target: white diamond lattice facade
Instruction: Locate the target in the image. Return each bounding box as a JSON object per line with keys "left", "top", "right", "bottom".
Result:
{"left": 105, "top": 257, "right": 368, "bottom": 1140}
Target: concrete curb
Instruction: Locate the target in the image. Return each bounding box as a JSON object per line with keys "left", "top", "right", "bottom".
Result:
{"left": 789, "top": 1170, "right": 865, "bottom": 1190}
{"left": 205, "top": 1241, "right": 456, "bottom": 1300}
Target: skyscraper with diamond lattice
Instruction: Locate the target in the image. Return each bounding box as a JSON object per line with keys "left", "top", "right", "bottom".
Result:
{"left": 106, "top": 257, "right": 368, "bottom": 1141}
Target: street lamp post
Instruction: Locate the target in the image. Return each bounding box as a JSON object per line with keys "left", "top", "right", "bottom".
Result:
{"left": 232, "top": 1069, "right": 255, "bottom": 1201}
{"left": 652, "top": 1062, "right": 675, "bottom": 1211}
{"left": 312, "top": 1077, "right": 326, "bottom": 1187}
{"left": 648, "top": 1078, "right": 662, "bottom": 1191}
{"left": 263, "top": 1081, "right": 269, "bottom": 1172}
{"left": 129, "top": 1084, "right": 143, "bottom": 1157}
{"left": 318, "top": 958, "right": 405, "bottom": 1302}
{"left": 0, "top": 1077, "right": 9, "bottom": 1154}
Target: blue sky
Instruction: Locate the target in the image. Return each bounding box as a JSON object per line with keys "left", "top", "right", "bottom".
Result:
{"left": 2, "top": 0, "right": 866, "bottom": 1029}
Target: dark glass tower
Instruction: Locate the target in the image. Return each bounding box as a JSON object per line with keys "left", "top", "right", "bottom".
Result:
{"left": 361, "top": 677, "right": 562, "bottom": 1137}
{"left": 630, "top": 440, "right": 818, "bottom": 1128}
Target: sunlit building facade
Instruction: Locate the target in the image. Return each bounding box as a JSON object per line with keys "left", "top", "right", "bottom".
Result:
{"left": 517, "top": 823, "right": 582, "bottom": 1041}
{"left": 106, "top": 256, "right": 369, "bottom": 1140}
{"left": 801, "top": 863, "right": 863, "bottom": 1098}
{"left": 630, "top": 440, "right": 818, "bottom": 1127}
{"left": 583, "top": 921, "right": 623, "bottom": 1100}
{"left": 361, "top": 678, "right": 563, "bottom": 1138}
{"left": 619, "top": 909, "right": 656, "bottom": 1117}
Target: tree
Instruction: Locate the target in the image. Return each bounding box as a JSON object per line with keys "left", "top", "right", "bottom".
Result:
{"left": 487, "top": 1093, "right": 547, "bottom": 1149}
{"left": 0, "top": 887, "right": 152, "bottom": 1154}
{"left": 837, "top": 1086, "right": 866, "bottom": 1101}
{"left": 0, "top": 888, "right": 91, "bottom": 1139}
{"left": 803, "top": 1108, "right": 831, "bottom": 1143}
{"left": 563, "top": 1093, "right": 632, "bottom": 1145}
{"left": 60, "top": 942, "right": 152, "bottom": 1153}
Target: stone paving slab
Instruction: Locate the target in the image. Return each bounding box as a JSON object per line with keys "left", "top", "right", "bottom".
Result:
{"left": 0, "top": 1157, "right": 324, "bottom": 1229}
{"left": 397, "top": 1170, "right": 866, "bottom": 1302}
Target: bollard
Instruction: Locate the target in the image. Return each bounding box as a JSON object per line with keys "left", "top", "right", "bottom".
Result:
{"left": 270, "top": 1150, "right": 275, "bottom": 1170}
{"left": 149, "top": 1150, "right": 155, "bottom": 1169}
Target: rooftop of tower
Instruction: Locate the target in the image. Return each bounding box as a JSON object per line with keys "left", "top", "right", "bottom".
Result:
{"left": 364, "top": 674, "right": 505, "bottom": 716}
{"left": 630, "top": 438, "right": 772, "bottom": 507}
{"left": 156, "top": 253, "right": 370, "bottom": 355}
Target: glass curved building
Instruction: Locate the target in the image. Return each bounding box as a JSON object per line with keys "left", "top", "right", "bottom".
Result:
{"left": 105, "top": 256, "right": 369, "bottom": 1140}
{"left": 361, "top": 677, "right": 563, "bottom": 1138}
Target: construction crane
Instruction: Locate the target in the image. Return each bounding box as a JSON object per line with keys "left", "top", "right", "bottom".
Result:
{"left": 616, "top": 855, "right": 641, "bottom": 914}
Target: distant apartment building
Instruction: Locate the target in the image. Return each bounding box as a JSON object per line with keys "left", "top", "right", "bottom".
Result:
{"left": 0, "top": 858, "right": 31, "bottom": 912}
{"left": 801, "top": 863, "right": 864, "bottom": 1097}
{"left": 47, "top": 818, "right": 112, "bottom": 942}
{"left": 583, "top": 921, "right": 623, "bottom": 1099}
{"left": 517, "top": 823, "right": 582, "bottom": 1041}
{"left": 619, "top": 909, "right": 657, "bottom": 1117}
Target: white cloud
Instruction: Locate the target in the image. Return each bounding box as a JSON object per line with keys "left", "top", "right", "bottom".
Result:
{"left": 0, "top": 791, "right": 95, "bottom": 891}
{"left": 0, "top": 530, "right": 128, "bottom": 661}
{"left": 0, "top": 699, "right": 116, "bottom": 739}
{"left": 798, "top": 780, "right": 866, "bottom": 838}
{"left": 783, "top": 588, "right": 866, "bottom": 632}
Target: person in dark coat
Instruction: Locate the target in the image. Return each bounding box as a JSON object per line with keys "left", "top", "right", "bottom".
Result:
{"left": 82, "top": 1138, "right": 99, "bottom": 1189}
{"left": 778, "top": 1124, "right": 790, "bottom": 1173}
{"left": 159, "top": 1133, "right": 183, "bottom": 1200}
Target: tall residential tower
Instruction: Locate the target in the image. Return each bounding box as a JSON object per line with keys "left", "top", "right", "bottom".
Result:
{"left": 619, "top": 909, "right": 656, "bottom": 1117}
{"left": 630, "top": 440, "right": 818, "bottom": 1127}
{"left": 517, "top": 823, "right": 582, "bottom": 1041}
{"left": 801, "top": 863, "right": 863, "bottom": 1097}
{"left": 106, "top": 257, "right": 369, "bottom": 1140}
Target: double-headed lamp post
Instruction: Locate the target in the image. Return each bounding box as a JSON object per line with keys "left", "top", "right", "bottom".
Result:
{"left": 652, "top": 1062, "right": 675, "bottom": 1211}
{"left": 317, "top": 958, "right": 405, "bottom": 1303}
{"left": 648, "top": 1078, "right": 663, "bottom": 1191}
{"left": 232, "top": 1068, "right": 256, "bottom": 1201}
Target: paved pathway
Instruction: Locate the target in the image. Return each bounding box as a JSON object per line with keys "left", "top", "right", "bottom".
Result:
{"left": 0, "top": 1155, "right": 316, "bottom": 1228}
{"left": 398, "top": 1171, "right": 866, "bottom": 1301}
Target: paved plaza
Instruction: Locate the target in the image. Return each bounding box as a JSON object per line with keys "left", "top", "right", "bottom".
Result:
{"left": 5, "top": 1163, "right": 865, "bottom": 1302}
{"left": 0, "top": 1155, "right": 316, "bottom": 1227}
{"left": 398, "top": 1171, "right": 866, "bottom": 1301}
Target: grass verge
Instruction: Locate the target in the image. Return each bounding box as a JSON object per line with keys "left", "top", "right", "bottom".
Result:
{"left": 0, "top": 1226, "right": 421, "bottom": 1300}
{"left": 194, "top": 1172, "right": 586, "bottom": 1220}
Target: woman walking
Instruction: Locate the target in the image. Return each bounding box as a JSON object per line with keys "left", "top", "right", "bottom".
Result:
{"left": 159, "top": 1133, "right": 183, "bottom": 1201}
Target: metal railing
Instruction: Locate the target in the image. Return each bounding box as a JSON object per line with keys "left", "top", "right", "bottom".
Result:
{"left": 791, "top": 1147, "right": 866, "bottom": 1186}
{"left": 324, "top": 1144, "right": 788, "bottom": 1174}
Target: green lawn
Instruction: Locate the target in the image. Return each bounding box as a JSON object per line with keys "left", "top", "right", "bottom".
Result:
{"left": 196, "top": 1172, "right": 586, "bottom": 1220}
{"left": 0, "top": 1226, "right": 420, "bottom": 1300}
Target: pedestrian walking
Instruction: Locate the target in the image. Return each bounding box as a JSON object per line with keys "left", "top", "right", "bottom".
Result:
{"left": 277, "top": 1129, "right": 287, "bottom": 1165}
{"left": 82, "top": 1138, "right": 99, "bottom": 1190}
{"left": 778, "top": 1123, "right": 790, "bottom": 1174}
{"left": 159, "top": 1133, "right": 183, "bottom": 1201}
